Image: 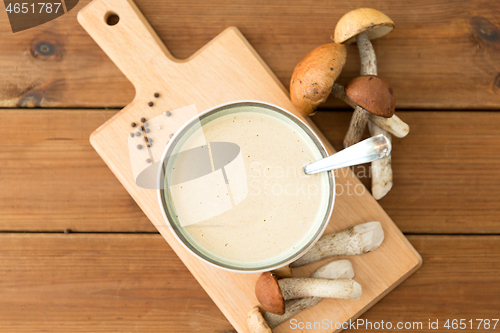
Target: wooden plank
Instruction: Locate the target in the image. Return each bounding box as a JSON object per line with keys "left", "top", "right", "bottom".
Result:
{"left": 0, "top": 109, "right": 155, "bottom": 232}
{"left": 0, "top": 234, "right": 498, "bottom": 332}
{"left": 1, "top": 0, "right": 499, "bottom": 109}
{"left": 77, "top": 0, "right": 421, "bottom": 331}
{"left": 356, "top": 235, "right": 500, "bottom": 332}
{"left": 1, "top": 110, "right": 499, "bottom": 234}
{"left": 312, "top": 111, "right": 500, "bottom": 234}
{"left": 0, "top": 233, "right": 235, "bottom": 333}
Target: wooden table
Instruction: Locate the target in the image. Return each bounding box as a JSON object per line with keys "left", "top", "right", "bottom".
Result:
{"left": 1, "top": 0, "right": 499, "bottom": 332}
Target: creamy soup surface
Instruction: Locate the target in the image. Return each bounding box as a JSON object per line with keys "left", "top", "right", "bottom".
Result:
{"left": 166, "top": 108, "right": 329, "bottom": 266}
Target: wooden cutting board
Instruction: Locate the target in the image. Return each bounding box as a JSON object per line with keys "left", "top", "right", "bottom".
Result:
{"left": 78, "top": 0, "right": 422, "bottom": 332}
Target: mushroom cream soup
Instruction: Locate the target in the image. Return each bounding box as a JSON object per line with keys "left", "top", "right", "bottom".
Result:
{"left": 163, "top": 105, "right": 330, "bottom": 268}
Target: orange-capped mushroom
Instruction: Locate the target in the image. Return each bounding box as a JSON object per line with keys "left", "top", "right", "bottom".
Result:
{"left": 290, "top": 43, "right": 346, "bottom": 117}
{"left": 334, "top": 8, "right": 395, "bottom": 45}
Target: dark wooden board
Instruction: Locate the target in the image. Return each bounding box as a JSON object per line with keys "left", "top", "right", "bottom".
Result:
{"left": 1, "top": 110, "right": 499, "bottom": 234}
{"left": 0, "top": 234, "right": 498, "bottom": 332}
{"left": 0, "top": 0, "right": 499, "bottom": 109}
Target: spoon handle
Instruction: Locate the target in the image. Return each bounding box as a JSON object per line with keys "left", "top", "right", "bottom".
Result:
{"left": 304, "top": 134, "right": 392, "bottom": 175}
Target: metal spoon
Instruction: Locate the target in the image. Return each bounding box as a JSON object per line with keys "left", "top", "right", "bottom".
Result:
{"left": 304, "top": 134, "right": 391, "bottom": 175}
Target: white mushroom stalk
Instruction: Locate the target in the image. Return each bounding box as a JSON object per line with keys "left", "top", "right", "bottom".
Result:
{"left": 247, "top": 307, "right": 272, "bottom": 333}
{"left": 369, "top": 113, "right": 409, "bottom": 138}
{"left": 357, "top": 32, "right": 377, "bottom": 76}
{"left": 264, "top": 260, "right": 354, "bottom": 329}
{"left": 343, "top": 31, "right": 375, "bottom": 147}
{"left": 279, "top": 278, "right": 361, "bottom": 300}
{"left": 369, "top": 121, "right": 393, "bottom": 199}
{"left": 331, "top": 82, "right": 409, "bottom": 138}
{"left": 291, "top": 221, "right": 384, "bottom": 267}
{"left": 271, "top": 265, "right": 293, "bottom": 278}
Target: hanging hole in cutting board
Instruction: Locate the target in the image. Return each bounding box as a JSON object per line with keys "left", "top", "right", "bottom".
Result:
{"left": 105, "top": 12, "right": 120, "bottom": 26}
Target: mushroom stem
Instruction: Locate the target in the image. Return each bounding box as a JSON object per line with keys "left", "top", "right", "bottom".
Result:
{"left": 309, "top": 259, "right": 355, "bottom": 280}
{"left": 291, "top": 221, "right": 384, "bottom": 267}
{"left": 278, "top": 278, "right": 361, "bottom": 300}
{"left": 331, "top": 82, "right": 356, "bottom": 108}
{"left": 344, "top": 106, "right": 370, "bottom": 147}
{"left": 247, "top": 307, "right": 273, "bottom": 333}
{"left": 343, "top": 31, "right": 378, "bottom": 147}
{"left": 264, "top": 260, "right": 354, "bottom": 329}
{"left": 369, "top": 121, "right": 393, "bottom": 199}
{"left": 357, "top": 28, "right": 396, "bottom": 200}
{"left": 369, "top": 114, "right": 409, "bottom": 138}
{"left": 331, "top": 83, "right": 409, "bottom": 138}
{"left": 267, "top": 299, "right": 316, "bottom": 329}
{"left": 357, "top": 31, "right": 378, "bottom": 76}
{"left": 271, "top": 265, "right": 293, "bottom": 278}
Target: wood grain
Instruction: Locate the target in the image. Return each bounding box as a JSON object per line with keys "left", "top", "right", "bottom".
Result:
{"left": 1, "top": 110, "right": 499, "bottom": 234}
{"left": 0, "top": 110, "right": 154, "bottom": 232}
{"left": 1, "top": 0, "right": 499, "bottom": 109}
{"left": 0, "top": 233, "right": 235, "bottom": 333}
{"left": 76, "top": 1, "right": 420, "bottom": 331}
{"left": 0, "top": 234, "right": 497, "bottom": 332}
{"left": 351, "top": 235, "right": 500, "bottom": 332}
{"left": 312, "top": 111, "right": 500, "bottom": 234}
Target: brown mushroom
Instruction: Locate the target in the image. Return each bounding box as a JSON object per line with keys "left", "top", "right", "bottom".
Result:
{"left": 264, "top": 259, "right": 354, "bottom": 329}
{"left": 330, "top": 82, "right": 408, "bottom": 138}
{"left": 334, "top": 8, "right": 395, "bottom": 147}
{"left": 290, "top": 43, "right": 346, "bottom": 117}
{"left": 336, "top": 8, "right": 403, "bottom": 199}
{"left": 342, "top": 75, "right": 395, "bottom": 146}
{"left": 290, "top": 44, "right": 408, "bottom": 138}
{"left": 340, "top": 75, "right": 395, "bottom": 146}
{"left": 346, "top": 75, "right": 395, "bottom": 116}
{"left": 255, "top": 272, "right": 361, "bottom": 315}
{"left": 291, "top": 221, "right": 384, "bottom": 268}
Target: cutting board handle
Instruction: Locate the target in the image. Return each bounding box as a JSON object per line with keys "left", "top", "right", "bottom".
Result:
{"left": 77, "top": 0, "right": 178, "bottom": 90}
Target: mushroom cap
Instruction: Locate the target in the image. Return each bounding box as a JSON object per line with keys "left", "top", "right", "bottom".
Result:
{"left": 255, "top": 272, "right": 285, "bottom": 315}
{"left": 345, "top": 75, "right": 395, "bottom": 117}
{"left": 334, "top": 8, "right": 395, "bottom": 44}
{"left": 290, "top": 43, "right": 347, "bottom": 117}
